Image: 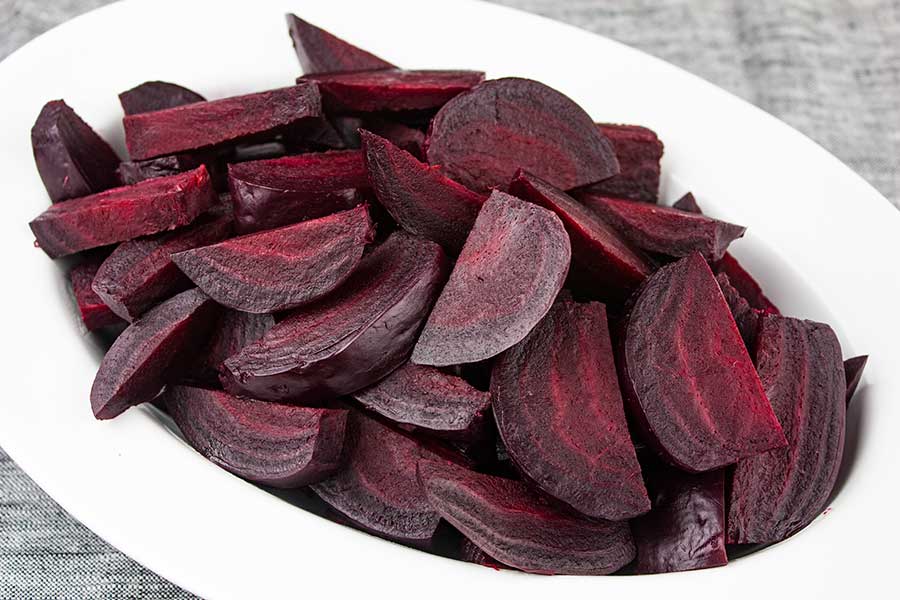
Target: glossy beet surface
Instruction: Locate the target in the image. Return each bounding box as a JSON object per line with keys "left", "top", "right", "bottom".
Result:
{"left": 69, "top": 257, "right": 124, "bottom": 331}
{"left": 118, "top": 81, "right": 205, "bottom": 115}
{"left": 578, "top": 124, "right": 664, "bottom": 203}
{"left": 286, "top": 13, "right": 395, "bottom": 74}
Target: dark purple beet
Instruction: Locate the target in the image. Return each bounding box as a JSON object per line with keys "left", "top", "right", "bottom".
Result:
{"left": 69, "top": 257, "right": 124, "bottom": 331}
{"left": 361, "top": 130, "right": 485, "bottom": 254}
{"left": 844, "top": 355, "right": 868, "bottom": 406}
{"left": 492, "top": 297, "right": 649, "bottom": 520}
{"left": 728, "top": 315, "right": 846, "bottom": 544}
{"left": 117, "top": 153, "right": 210, "bottom": 186}
{"left": 363, "top": 118, "right": 426, "bottom": 159}
{"left": 90, "top": 288, "right": 220, "bottom": 420}
{"left": 286, "top": 13, "right": 395, "bottom": 74}
{"left": 576, "top": 124, "right": 664, "bottom": 203}
{"left": 412, "top": 190, "right": 570, "bottom": 367}
{"left": 284, "top": 117, "right": 346, "bottom": 151}
{"left": 716, "top": 272, "right": 761, "bottom": 351}
{"left": 221, "top": 232, "right": 447, "bottom": 403}
{"left": 118, "top": 81, "right": 205, "bottom": 116}
{"left": 29, "top": 166, "right": 216, "bottom": 258}
{"left": 31, "top": 100, "right": 120, "bottom": 202}
{"left": 459, "top": 538, "right": 509, "bottom": 570}
{"left": 673, "top": 191, "right": 701, "bottom": 213}
{"left": 425, "top": 78, "right": 619, "bottom": 193}
{"left": 172, "top": 205, "right": 374, "bottom": 313}
{"left": 418, "top": 459, "right": 635, "bottom": 575}
{"left": 196, "top": 310, "right": 275, "bottom": 384}
{"left": 622, "top": 253, "right": 786, "bottom": 472}
{"left": 166, "top": 385, "right": 347, "bottom": 488}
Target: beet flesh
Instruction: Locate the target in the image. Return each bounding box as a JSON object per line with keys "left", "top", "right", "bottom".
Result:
{"left": 578, "top": 124, "right": 664, "bottom": 203}
{"left": 30, "top": 166, "right": 216, "bottom": 258}
{"left": 90, "top": 288, "right": 220, "bottom": 420}
{"left": 70, "top": 257, "right": 124, "bottom": 331}
{"left": 196, "top": 310, "right": 275, "bottom": 384}
{"left": 425, "top": 78, "right": 618, "bottom": 193}
{"left": 286, "top": 13, "right": 395, "bottom": 74}
{"left": 844, "top": 355, "right": 868, "bottom": 406}
{"left": 418, "top": 459, "right": 635, "bottom": 575}
{"left": 166, "top": 385, "right": 347, "bottom": 488}
{"left": 118, "top": 81, "right": 205, "bottom": 116}
{"left": 716, "top": 272, "right": 761, "bottom": 351}
{"left": 622, "top": 253, "right": 786, "bottom": 472}
{"left": 492, "top": 297, "right": 649, "bottom": 520}
{"left": 728, "top": 315, "right": 846, "bottom": 544}
{"left": 31, "top": 100, "right": 120, "bottom": 203}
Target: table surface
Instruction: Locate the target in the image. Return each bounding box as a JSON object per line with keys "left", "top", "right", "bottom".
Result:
{"left": 2, "top": 0, "right": 898, "bottom": 597}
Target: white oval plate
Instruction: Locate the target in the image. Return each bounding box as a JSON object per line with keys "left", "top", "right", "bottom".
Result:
{"left": 1, "top": 0, "right": 898, "bottom": 598}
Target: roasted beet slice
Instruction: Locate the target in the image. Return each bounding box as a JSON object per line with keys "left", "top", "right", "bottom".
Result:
{"left": 580, "top": 194, "right": 746, "bottom": 262}
{"left": 172, "top": 205, "right": 374, "bottom": 313}
{"left": 311, "top": 411, "right": 442, "bottom": 543}
{"left": 286, "top": 13, "right": 395, "bottom": 74}
{"left": 352, "top": 362, "right": 491, "bottom": 443}
{"left": 31, "top": 100, "right": 120, "bottom": 202}
{"left": 716, "top": 272, "right": 761, "bottom": 351}
{"left": 509, "top": 170, "right": 651, "bottom": 297}
{"left": 361, "top": 130, "right": 485, "bottom": 253}
{"left": 166, "top": 385, "right": 347, "bottom": 488}
{"left": 90, "top": 288, "right": 219, "bottom": 420}
{"left": 412, "top": 191, "right": 570, "bottom": 367}
{"left": 492, "top": 297, "right": 649, "bottom": 520}
{"left": 92, "top": 210, "right": 233, "bottom": 321}
{"left": 69, "top": 258, "right": 123, "bottom": 331}
{"left": 118, "top": 81, "right": 205, "bottom": 115}
{"left": 29, "top": 166, "right": 216, "bottom": 258}
{"left": 622, "top": 253, "right": 786, "bottom": 472}
{"left": 222, "top": 232, "right": 447, "bottom": 403}
{"left": 630, "top": 465, "right": 727, "bottom": 574}
{"left": 228, "top": 150, "right": 368, "bottom": 233}
{"left": 196, "top": 310, "right": 275, "bottom": 383}
{"left": 418, "top": 459, "right": 635, "bottom": 575}
{"left": 577, "top": 124, "right": 664, "bottom": 203}
{"left": 123, "top": 83, "right": 321, "bottom": 160}
{"left": 300, "top": 70, "right": 484, "bottom": 113}
{"left": 425, "top": 78, "right": 618, "bottom": 193}
{"left": 844, "top": 355, "right": 868, "bottom": 406}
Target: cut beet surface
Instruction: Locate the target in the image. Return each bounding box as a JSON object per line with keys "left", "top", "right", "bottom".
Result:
{"left": 222, "top": 231, "right": 447, "bottom": 403}
{"left": 578, "top": 124, "right": 664, "bottom": 203}
{"left": 30, "top": 166, "right": 216, "bottom": 258}
{"left": 123, "top": 83, "right": 321, "bottom": 160}
{"left": 716, "top": 272, "right": 761, "bottom": 352}
{"left": 69, "top": 257, "right": 124, "bottom": 331}
{"left": 361, "top": 130, "right": 485, "bottom": 254}
{"left": 31, "top": 100, "right": 120, "bottom": 202}
{"left": 622, "top": 253, "right": 786, "bottom": 472}
{"left": 412, "top": 190, "right": 570, "bottom": 367}
{"left": 90, "top": 288, "right": 220, "bottom": 420}
{"left": 228, "top": 150, "right": 368, "bottom": 233}
{"left": 286, "top": 13, "right": 395, "bottom": 74}
{"left": 166, "top": 385, "right": 347, "bottom": 488}
{"left": 844, "top": 355, "right": 868, "bottom": 406}
{"left": 728, "top": 315, "right": 846, "bottom": 544}
{"left": 492, "top": 297, "right": 649, "bottom": 521}
{"left": 418, "top": 459, "right": 635, "bottom": 575}
{"left": 195, "top": 309, "right": 275, "bottom": 384}
{"left": 118, "top": 81, "right": 206, "bottom": 116}
{"left": 300, "top": 69, "right": 484, "bottom": 113}
{"left": 172, "top": 205, "right": 374, "bottom": 313}
{"left": 425, "top": 77, "right": 618, "bottom": 193}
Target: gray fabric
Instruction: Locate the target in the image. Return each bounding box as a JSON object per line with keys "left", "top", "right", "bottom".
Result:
{"left": 1, "top": 0, "right": 897, "bottom": 597}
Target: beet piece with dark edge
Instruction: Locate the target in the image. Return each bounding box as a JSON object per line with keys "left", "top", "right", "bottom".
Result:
{"left": 123, "top": 83, "right": 321, "bottom": 160}
{"left": 90, "top": 288, "right": 220, "bottom": 420}
{"left": 117, "top": 153, "right": 210, "bottom": 186}
{"left": 412, "top": 190, "right": 570, "bottom": 367}
{"left": 31, "top": 100, "right": 120, "bottom": 202}
{"left": 285, "top": 13, "right": 395, "bottom": 74}
{"left": 361, "top": 130, "right": 485, "bottom": 254}
{"left": 172, "top": 205, "right": 374, "bottom": 313}
{"left": 29, "top": 166, "right": 216, "bottom": 259}
{"left": 509, "top": 170, "right": 651, "bottom": 297}
{"left": 728, "top": 315, "right": 846, "bottom": 544}
{"left": 492, "top": 297, "right": 649, "bottom": 520}
{"left": 673, "top": 191, "right": 701, "bottom": 213}
{"left": 196, "top": 310, "right": 275, "bottom": 383}
{"left": 578, "top": 124, "right": 664, "bottom": 203}
{"left": 222, "top": 231, "right": 447, "bottom": 403}
{"left": 622, "top": 253, "right": 786, "bottom": 472}
{"left": 166, "top": 385, "right": 347, "bottom": 488}
{"left": 364, "top": 118, "right": 426, "bottom": 159}
{"left": 118, "top": 81, "right": 206, "bottom": 115}
{"left": 425, "top": 77, "right": 618, "bottom": 193}
{"left": 418, "top": 459, "right": 635, "bottom": 575}
{"left": 716, "top": 272, "right": 761, "bottom": 351}
{"left": 844, "top": 355, "right": 868, "bottom": 406}
{"left": 69, "top": 258, "right": 124, "bottom": 331}
{"left": 228, "top": 150, "right": 368, "bottom": 234}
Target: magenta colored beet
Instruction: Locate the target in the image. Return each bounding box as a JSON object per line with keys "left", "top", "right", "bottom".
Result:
{"left": 577, "top": 124, "right": 664, "bottom": 203}
{"left": 286, "top": 13, "right": 395, "bottom": 74}
{"left": 716, "top": 272, "right": 761, "bottom": 351}
{"left": 118, "top": 81, "right": 205, "bottom": 116}
{"left": 69, "top": 257, "right": 124, "bottom": 331}
{"left": 844, "top": 355, "right": 868, "bottom": 406}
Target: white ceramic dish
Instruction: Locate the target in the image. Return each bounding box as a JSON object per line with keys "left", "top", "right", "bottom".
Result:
{"left": 1, "top": 0, "right": 898, "bottom": 597}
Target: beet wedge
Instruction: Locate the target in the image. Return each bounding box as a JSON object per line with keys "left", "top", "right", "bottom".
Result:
{"left": 361, "top": 130, "right": 485, "bottom": 254}
{"left": 119, "top": 81, "right": 205, "bottom": 115}
{"left": 195, "top": 310, "right": 275, "bottom": 384}
{"left": 166, "top": 385, "right": 347, "bottom": 488}
{"left": 509, "top": 170, "right": 651, "bottom": 297}
{"left": 228, "top": 150, "right": 368, "bottom": 233}
{"left": 70, "top": 258, "right": 124, "bottom": 331}
{"left": 222, "top": 232, "right": 447, "bottom": 403}
{"left": 716, "top": 272, "right": 761, "bottom": 351}
{"left": 123, "top": 83, "right": 321, "bottom": 160}
{"left": 728, "top": 315, "right": 846, "bottom": 544}
{"left": 117, "top": 153, "right": 211, "bottom": 186}
{"left": 673, "top": 191, "right": 701, "bottom": 213}
{"left": 31, "top": 100, "right": 120, "bottom": 202}
{"left": 425, "top": 78, "right": 618, "bottom": 193}
{"left": 286, "top": 13, "right": 395, "bottom": 74}
{"left": 418, "top": 459, "right": 635, "bottom": 575}
{"left": 578, "top": 124, "right": 664, "bottom": 203}
{"left": 90, "top": 288, "right": 220, "bottom": 420}
{"left": 491, "top": 297, "right": 649, "bottom": 521}
{"left": 30, "top": 166, "right": 216, "bottom": 258}
{"left": 844, "top": 355, "right": 868, "bottom": 406}
{"left": 172, "top": 205, "right": 374, "bottom": 313}
{"left": 412, "top": 190, "right": 570, "bottom": 367}
{"left": 622, "top": 253, "right": 786, "bottom": 472}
